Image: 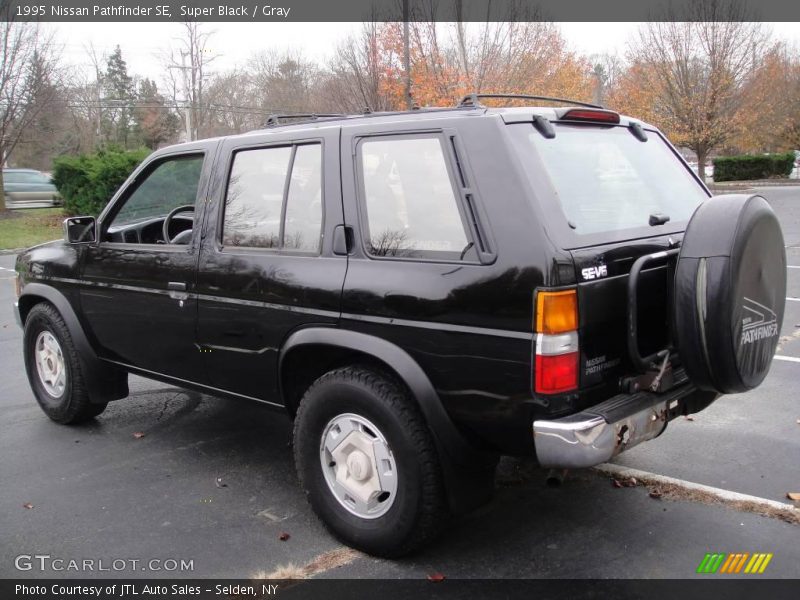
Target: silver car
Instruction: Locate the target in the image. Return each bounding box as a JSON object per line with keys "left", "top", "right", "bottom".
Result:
{"left": 3, "top": 169, "right": 62, "bottom": 208}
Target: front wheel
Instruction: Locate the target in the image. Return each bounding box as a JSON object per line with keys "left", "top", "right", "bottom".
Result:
{"left": 293, "top": 366, "right": 448, "bottom": 557}
{"left": 23, "top": 303, "right": 107, "bottom": 424}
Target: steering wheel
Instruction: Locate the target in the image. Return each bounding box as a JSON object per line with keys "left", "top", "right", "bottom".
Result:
{"left": 162, "top": 205, "right": 195, "bottom": 244}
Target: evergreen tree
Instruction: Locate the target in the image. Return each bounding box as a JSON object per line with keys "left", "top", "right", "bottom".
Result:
{"left": 101, "top": 45, "right": 135, "bottom": 147}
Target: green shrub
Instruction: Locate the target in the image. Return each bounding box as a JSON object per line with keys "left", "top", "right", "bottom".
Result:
{"left": 713, "top": 152, "right": 795, "bottom": 182}
{"left": 52, "top": 147, "right": 150, "bottom": 216}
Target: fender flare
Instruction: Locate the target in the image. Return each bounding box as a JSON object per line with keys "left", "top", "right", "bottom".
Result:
{"left": 18, "top": 283, "right": 128, "bottom": 403}
{"left": 279, "top": 326, "right": 498, "bottom": 511}
{"left": 280, "top": 327, "right": 479, "bottom": 458}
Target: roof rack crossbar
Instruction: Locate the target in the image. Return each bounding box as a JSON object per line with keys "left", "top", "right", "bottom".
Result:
{"left": 264, "top": 113, "right": 348, "bottom": 127}
{"left": 458, "top": 93, "right": 603, "bottom": 109}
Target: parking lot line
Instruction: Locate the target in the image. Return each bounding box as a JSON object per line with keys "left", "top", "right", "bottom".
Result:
{"left": 787, "top": 297, "right": 800, "bottom": 302}
{"left": 774, "top": 355, "right": 800, "bottom": 363}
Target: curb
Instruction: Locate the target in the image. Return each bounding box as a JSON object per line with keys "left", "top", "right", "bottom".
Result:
{"left": 710, "top": 180, "right": 800, "bottom": 190}
{"left": 0, "top": 249, "right": 23, "bottom": 256}
{"left": 594, "top": 463, "right": 797, "bottom": 513}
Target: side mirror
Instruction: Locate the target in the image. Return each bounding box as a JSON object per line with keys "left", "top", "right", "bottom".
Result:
{"left": 63, "top": 216, "right": 96, "bottom": 244}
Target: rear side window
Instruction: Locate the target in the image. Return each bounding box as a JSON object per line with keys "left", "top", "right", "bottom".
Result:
{"left": 510, "top": 124, "right": 708, "bottom": 242}
{"left": 223, "top": 144, "right": 322, "bottom": 252}
{"left": 284, "top": 145, "right": 323, "bottom": 252}
{"left": 358, "top": 136, "right": 469, "bottom": 259}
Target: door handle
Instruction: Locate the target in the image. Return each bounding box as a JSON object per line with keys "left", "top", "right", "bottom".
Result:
{"left": 168, "top": 282, "right": 187, "bottom": 291}
{"left": 332, "top": 225, "right": 353, "bottom": 256}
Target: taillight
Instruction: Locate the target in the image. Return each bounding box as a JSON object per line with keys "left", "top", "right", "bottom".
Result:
{"left": 535, "top": 290, "right": 578, "bottom": 333}
{"left": 534, "top": 290, "right": 579, "bottom": 394}
{"left": 560, "top": 109, "right": 620, "bottom": 124}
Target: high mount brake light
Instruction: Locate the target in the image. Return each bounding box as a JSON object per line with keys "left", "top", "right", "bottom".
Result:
{"left": 534, "top": 290, "right": 579, "bottom": 395}
{"left": 561, "top": 109, "right": 621, "bottom": 124}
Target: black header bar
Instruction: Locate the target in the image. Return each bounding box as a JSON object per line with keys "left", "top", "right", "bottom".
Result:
{"left": 2, "top": 0, "right": 799, "bottom": 22}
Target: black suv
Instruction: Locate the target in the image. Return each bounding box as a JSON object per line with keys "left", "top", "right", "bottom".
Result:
{"left": 14, "top": 95, "right": 786, "bottom": 557}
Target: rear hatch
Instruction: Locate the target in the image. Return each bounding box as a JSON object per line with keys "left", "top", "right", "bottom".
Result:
{"left": 507, "top": 112, "right": 711, "bottom": 400}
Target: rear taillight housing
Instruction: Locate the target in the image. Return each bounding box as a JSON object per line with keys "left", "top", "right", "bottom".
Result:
{"left": 534, "top": 290, "right": 579, "bottom": 394}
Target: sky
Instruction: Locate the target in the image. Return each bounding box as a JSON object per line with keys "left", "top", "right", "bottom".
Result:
{"left": 51, "top": 21, "right": 800, "bottom": 83}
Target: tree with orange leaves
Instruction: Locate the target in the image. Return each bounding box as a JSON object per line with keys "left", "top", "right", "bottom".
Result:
{"left": 325, "top": 20, "right": 595, "bottom": 113}
{"left": 612, "top": 1, "right": 770, "bottom": 178}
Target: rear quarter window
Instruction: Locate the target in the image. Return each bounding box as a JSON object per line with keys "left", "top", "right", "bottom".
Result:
{"left": 358, "top": 135, "right": 470, "bottom": 260}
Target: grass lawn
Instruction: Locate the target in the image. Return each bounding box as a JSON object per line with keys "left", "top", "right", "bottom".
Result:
{"left": 0, "top": 208, "right": 65, "bottom": 250}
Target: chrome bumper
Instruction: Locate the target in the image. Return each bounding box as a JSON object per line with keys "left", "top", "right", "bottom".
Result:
{"left": 533, "top": 384, "right": 693, "bottom": 469}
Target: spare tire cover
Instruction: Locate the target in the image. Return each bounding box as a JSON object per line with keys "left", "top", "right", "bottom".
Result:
{"left": 673, "top": 194, "right": 786, "bottom": 394}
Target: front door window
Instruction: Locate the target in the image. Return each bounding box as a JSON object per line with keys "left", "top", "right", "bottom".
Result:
{"left": 105, "top": 155, "right": 204, "bottom": 244}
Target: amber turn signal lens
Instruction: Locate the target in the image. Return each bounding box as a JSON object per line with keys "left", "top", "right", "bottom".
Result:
{"left": 535, "top": 290, "right": 578, "bottom": 334}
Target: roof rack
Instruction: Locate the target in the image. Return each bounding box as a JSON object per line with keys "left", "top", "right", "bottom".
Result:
{"left": 264, "top": 113, "right": 348, "bottom": 127}
{"left": 458, "top": 93, "right": 603, "bottom": 110}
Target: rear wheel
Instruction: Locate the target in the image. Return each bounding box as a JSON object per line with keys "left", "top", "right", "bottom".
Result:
{"left": 293, "top": 366, "right": 448, "bottom": 557}
{"left": 23, "top": 303, "right": 107, "bottom": 424}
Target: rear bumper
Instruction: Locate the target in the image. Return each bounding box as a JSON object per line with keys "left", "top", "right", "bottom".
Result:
{"left": 533, "top": 380, "right": 695, "bottom": 469}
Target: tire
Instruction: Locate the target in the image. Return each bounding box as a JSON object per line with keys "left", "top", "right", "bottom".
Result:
{"left": 673, "top": 194, "right": 786, "bottom": 394}
{"left": 23, "top": 303, "right": 107, "bottom": 424}
{"left": 293, "top": 366, "right": 448, "bottom": 557}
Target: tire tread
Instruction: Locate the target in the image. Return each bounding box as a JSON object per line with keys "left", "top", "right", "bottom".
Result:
{"left": 294, "top": 365, "right": 448, "bottom": 556}
{"left": 24, "top": 303, "right": 107, "bottom": 424}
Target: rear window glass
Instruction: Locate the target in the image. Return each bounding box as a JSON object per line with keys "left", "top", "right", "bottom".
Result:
{"left": 4, "top": 171, "right": 51, "bottom": 184}
{"left": 512, "top": 124, "right": 708, "bottom": 238}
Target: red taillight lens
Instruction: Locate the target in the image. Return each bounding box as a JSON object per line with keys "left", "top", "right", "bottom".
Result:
{"left": 560, "top": 109, "right": 620, "bottom": 124}
{"left": 535, "top": 352, "right": 579, "bottom": 394}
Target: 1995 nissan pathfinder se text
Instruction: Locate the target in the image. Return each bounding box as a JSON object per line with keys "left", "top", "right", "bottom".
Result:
{"left": 13, "top": 94, "right": 787, "bottom": 556}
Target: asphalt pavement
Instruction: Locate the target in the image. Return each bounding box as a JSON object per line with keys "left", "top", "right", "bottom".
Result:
{"left": 0, "top": 186, "right": 798, "bottom": 580}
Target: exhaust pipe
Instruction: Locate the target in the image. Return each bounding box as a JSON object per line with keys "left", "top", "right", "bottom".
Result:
{"left": 545, "top": 468, "right": 568, "bottom": 487}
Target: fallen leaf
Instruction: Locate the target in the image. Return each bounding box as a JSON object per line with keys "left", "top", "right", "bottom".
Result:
{"left": 427, "top": 573, "right": 446, "bottom": 582}
{"left": 649, "top": 489, "right": 663, "bottom": 499}
{"left": 612, "top": 479, "right": 623, "bottom": 488}
{"left": 215, "top": 477, "right": 228, "bottom": 488}
{"left": 787, "top": 492, "right": 800, "bottom": 501}
{"left": 624, "top": 477, "right": 638, "bottom": 487}
{"left": 279, "top": 532, "right": 290, "bottom": 541}
{"left": 23, "top": 503, "right": 33, "bottom": 509}
{"left": 132, "top": 432, "right": 145, "bottom": 439}
{"left": 685, "top": 416, "right": 695, "bottom": 422}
